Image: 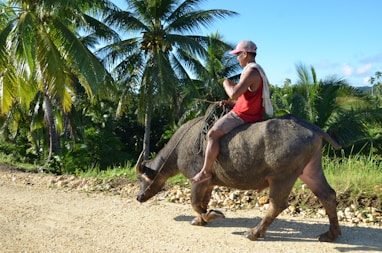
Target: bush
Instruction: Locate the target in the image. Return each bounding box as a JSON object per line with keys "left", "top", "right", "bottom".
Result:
{"left": 0, "top": 134, "right": 40, "bottom": 164}
{"left": 0, "top": 141, "right": 17, "bottom": 155}
{"left": 62, "top": 127, "right": 129, "bottom": 174}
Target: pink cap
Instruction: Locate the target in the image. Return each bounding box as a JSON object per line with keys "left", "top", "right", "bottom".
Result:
{"left": 229, "top": 40, "right": 257, "bottom": 54}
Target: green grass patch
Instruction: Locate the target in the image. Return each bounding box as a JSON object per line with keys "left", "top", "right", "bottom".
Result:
{"left": 322, "top": 154, "right": 382, "bottom": 208}
{"left": 0, "top": 153, "right": 39, "bottom": 172}
{"left": 167, "top": 174, "right": 188, "bottom": 184}
{"left": 77, "top": 161, "right": 136, "bottom": 179}
{"left": 292, "top": 153, "right": 382, "bottom": 209}
{"left": 323, "top": 154, "right": 382, "bottom": 192}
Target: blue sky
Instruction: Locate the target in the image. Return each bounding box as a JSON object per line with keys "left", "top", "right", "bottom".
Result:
{"left": 112, "top": 0, "right": 382, "bottom": 87}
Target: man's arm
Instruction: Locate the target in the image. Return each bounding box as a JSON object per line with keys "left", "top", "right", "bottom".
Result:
{"left": 223, "top": 68, "right": 261, "bottom": 100}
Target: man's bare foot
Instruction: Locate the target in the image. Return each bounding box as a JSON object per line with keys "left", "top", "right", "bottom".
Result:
{"left": 189, "top": 171, "right": 212, "bottom": 184}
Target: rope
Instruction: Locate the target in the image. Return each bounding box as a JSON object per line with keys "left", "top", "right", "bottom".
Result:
{"left": 143, "top": 103, "right": 230, "bottom": 193}
{"left": 143, "top": 117, "right": 203, "bottom": 192}
{"left": 193, "top": 102, "right": 231, "bottom": 154}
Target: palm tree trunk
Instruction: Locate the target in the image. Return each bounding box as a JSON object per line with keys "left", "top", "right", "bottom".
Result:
{"left": 143, "top": 96, "right": 153, "bottom": 160}
{"left": 43, "top": 88, "right": 61, "bottom": 162}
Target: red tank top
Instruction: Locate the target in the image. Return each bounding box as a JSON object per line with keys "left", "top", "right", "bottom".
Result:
{"left": 232, "top": 77, "right": 264, "bottom": 123}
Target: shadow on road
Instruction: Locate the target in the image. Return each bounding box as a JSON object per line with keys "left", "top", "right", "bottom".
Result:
{"left": 174, "top": 215, "right": 382, "bottom": 251}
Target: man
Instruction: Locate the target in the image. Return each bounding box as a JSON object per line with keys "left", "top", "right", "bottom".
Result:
{"left": 189, "top": 40, "right": 273, "bottom": 184}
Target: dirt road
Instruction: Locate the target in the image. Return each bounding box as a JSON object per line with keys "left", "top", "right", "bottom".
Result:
{"left": 0, "top": 167, "right": 381, "bottom": 253}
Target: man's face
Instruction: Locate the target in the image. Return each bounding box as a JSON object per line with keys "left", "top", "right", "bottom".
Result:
{"left": 236, "top": 51, "right": 247, "bottom": 67}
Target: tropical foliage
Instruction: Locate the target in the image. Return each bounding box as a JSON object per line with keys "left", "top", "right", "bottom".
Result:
{"left": 0, "top": 0, "right": 381, "bottom": 174}
{"left": 272, "top": 64, "right": 382, "bottom": 155}
{"left": 98, "top": 0, "right": 237, "bottom": 159}
{"left": 0, "top": 0, "right": 117, "bottom": 164}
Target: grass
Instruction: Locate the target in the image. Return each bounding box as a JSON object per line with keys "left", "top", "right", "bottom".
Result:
{"left": 1, "top": 151, "right": 381, "bottom": 209}
{"left": 292, "top": 153, "right": 382, "bottom": 209}
{"left": 322, "top": 154, "right": 382, "bottom": 209}
{"left": 291, "top": 154, "right": 382, "bottom": 193}
{"left": 77, "top": 162, "right": 136, "bottom": 179}
{"left": 0, "top": 153, "right": 39, "bottom": 172}
{"left": 324, "top": 154, "right": 382, "bottom": 191}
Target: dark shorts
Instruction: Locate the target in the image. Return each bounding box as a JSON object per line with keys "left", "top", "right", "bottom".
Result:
{"left": 213, "top": 111, "right": 245, "bottom": 134}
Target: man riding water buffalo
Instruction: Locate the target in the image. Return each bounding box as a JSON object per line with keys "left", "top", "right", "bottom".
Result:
{"left": 136, "top": 40, "right": 342, "bottom": 242}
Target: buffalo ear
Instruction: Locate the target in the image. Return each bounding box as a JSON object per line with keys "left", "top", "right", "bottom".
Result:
{"left": 143, "top": 167, "right": 157, "bottom": 180}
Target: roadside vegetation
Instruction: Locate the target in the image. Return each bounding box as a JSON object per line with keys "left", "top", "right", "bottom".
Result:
{"left": 0, "top": 0, "right": 381, "bottom": 211}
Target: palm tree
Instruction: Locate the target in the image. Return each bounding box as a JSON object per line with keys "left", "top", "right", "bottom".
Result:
{"left": 272, "top": 64, "right": 319, "bottom": 119}
{"left": 198, "top": 33, "right": 240, "bottom": 101}
{"left": 372, "top": 71, "right": 382, "bottom": 96}
{"left": 272, "top": 63, "right": 382, "bottom": 154}
{"left": 156, "top": 32, "right": 240, "bottom": 145}
{"left": 100, "top": 0, "right": 237, "bottom": 159}
{"left": 173, "top": 32, "right": 240, "bottom": 123}
{"left": 0, "top": 0, "right": 117, "bottom": 162}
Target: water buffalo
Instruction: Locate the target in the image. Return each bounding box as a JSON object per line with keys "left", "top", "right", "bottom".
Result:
{"left": 136, "top": 114, "right": 342, "bottom": 242}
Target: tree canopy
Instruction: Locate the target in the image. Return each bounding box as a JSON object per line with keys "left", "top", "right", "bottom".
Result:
{"left": 0, "top": 0, "right": 381, "bottom": 172}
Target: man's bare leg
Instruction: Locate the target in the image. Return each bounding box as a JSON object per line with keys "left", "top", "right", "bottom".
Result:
{"left": 189, "top": 128, "right": 225, "bottom": 184}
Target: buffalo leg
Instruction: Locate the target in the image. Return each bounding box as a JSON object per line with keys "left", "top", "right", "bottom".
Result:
{"left": 190, "top": 184, "right": 214, "bottom": 225}
{"left": 299, "top": 148, "right": 341, "bottom": 242}
{"left": 245, "top": 177, "right": 296, "bottom": 240}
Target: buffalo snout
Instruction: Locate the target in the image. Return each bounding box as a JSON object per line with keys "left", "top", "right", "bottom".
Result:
{"left": 136, "top": 194, "right": 145, "bottom": 202}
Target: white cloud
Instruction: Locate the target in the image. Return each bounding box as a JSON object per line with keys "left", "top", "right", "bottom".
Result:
{"left": 341, "top": 63, "right": 354, "bottom": 76}
{"left": 363, "top": 77, "right": 371, "bottom": 85}
{"left": 356, "top": 63, "right": 373, "bottom": 74}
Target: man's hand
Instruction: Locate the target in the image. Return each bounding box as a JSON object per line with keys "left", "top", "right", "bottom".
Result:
{"left": 219, "top": 100, "right": 235, "bottom": 109}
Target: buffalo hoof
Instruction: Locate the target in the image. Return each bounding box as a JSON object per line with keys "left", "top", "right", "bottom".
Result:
{"left": 244, "top": 230, "right": 263, "bottom": 241}
{"left": 318, "top": 230, "right": 341, "bottom": 242}
{"left": 190, "top": 216, "right": 207, "bottom": 226}
{"left": 202, "top": 210, "right": 225, "bottom": 223}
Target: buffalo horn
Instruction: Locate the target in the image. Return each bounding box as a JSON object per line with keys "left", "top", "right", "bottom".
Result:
{"left": 135, "top": 151, "right": 144, "bottom": 174}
